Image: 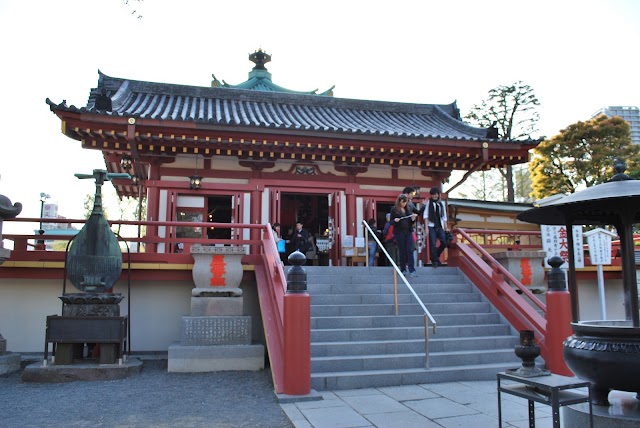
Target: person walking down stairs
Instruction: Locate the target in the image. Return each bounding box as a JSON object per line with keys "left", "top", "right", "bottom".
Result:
{"left": 423, "top": 187, "right": 449, "bottom": 268}
{"left": 391, "top": 193, "right": 418, "bottom": 277}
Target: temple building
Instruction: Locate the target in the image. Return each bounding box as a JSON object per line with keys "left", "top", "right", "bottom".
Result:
{"left": 47, "top": 49, "right": 536, "bottom": 264}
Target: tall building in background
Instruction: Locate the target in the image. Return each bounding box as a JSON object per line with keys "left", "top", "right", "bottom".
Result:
{"left": 592, "top": 106, "right": 640, "bottom": 145}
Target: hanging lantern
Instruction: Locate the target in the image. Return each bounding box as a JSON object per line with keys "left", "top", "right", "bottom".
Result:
{"left": 120, "top": 155, "right": 133, "bottom": 171}
{"left": 190, "top": 174, "right": 202, "bottom": 190}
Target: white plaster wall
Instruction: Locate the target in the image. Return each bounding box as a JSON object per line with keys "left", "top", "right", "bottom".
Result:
{"left": 576, "top": 277, "right": 626, "bottom": 321}
{"left": 0, "top": 278, "right": 191, "bottom": 353}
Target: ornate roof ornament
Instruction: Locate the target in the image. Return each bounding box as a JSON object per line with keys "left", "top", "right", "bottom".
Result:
{"left": 249, "top": 48, "right": 271, "bottom": 70}
{"left": 210, "top": 49, "right": 334, "bottom": 95}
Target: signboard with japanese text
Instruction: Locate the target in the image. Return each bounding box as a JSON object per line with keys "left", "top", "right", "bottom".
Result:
{"left": 541, "top": 225, "right": 584, "bottom": 269}
{"left": 584, "top": 228, "right": 616, "bottom": 265}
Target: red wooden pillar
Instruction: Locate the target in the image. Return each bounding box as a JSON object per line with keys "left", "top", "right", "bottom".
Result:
{"left": 250, "top": 187, "right": 261, "bottom": 254}
{"left": 346, "top": 190, "right": 356, "bottom": 237}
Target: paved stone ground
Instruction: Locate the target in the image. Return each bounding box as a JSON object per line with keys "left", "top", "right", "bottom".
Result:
{"left": 0, "top": 360, "right": 293, "bottom": 428}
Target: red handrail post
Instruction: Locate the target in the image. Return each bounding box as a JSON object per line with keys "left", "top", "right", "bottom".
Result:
{"left": 283, "top": 291, "right": 311, "bottom": 395}
{"left": 545, "top": 290, "right": 573, "bottom": 375}
{"left": 282, "top": 251, "right": 311, "bottom": 395}
{"left": 544, "top": 256, "right": 573, "bottom": 375}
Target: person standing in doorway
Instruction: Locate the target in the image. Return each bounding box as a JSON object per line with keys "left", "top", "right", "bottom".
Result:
{"left": 423, "top": 187, "right": 449, "bottom": 267}
{"left": 391, "top": 193, "right": 418, "bottom": 277}
{"left": 290, "top": 221, "right": 311, "bottom": 263}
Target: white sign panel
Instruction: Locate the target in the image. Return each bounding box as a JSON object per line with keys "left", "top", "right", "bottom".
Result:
{"left": 586, "top": 231, "right": 613, "bottom": 265}
{"left": 541, "top": 225, "right": 584, "bottom": 269}
{"left": 341, "top": 235, "right": 353, "bottom": 248}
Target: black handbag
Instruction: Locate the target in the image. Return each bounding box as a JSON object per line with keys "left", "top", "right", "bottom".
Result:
{"left": 445, "top": 231, "right": 454, "bottom": 246}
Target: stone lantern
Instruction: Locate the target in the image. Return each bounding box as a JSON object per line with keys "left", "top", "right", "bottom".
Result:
{"left": 517, "top": 161, "right": 640, "bottom": 405}
{"left": 0, "top": 192, "right": 22, "bottom": 374}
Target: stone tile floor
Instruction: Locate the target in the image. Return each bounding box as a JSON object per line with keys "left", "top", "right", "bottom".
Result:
{"left": 280, "top": 380, "right": 563, "bottom": 428}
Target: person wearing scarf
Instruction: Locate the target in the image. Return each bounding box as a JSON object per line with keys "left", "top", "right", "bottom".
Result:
{"left": 423, "top": 187, "right": 449, "bottom": 267}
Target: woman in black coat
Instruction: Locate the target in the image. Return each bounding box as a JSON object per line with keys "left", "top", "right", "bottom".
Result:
{"left": 390, "top": 193, "right": 418, "bottom": 277}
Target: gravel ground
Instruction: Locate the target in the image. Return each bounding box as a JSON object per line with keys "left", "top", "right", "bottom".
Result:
{"left": 0, "top": 360, "right": 293, "bottom": 428}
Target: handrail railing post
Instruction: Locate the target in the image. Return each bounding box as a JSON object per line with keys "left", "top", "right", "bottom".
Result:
{"left": 424, "top": 314, "right": 429, "bottom": 368}
{"left": 544, "top": 255, "right": 573, "bottom": 375}
{"left": 283, "top": 251, "right": 311, "bottom": 395}
{"left": 360, "top": 220, "right": 436, "bottom": 364}
{"left": 393, "top": 271, "right": 398, "bottom": 316}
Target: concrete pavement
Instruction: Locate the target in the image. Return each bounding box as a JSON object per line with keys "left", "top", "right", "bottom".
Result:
{"left": 280, "top": 380, "right": 560, "bottom": 428}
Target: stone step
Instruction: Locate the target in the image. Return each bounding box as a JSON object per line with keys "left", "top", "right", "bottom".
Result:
{"left": 310, "top": 362, "right": 522, "bottom": 391}
{"left": 310, "top": 292, "right": 481, "bottom": 305}
{"left": 308, "top": 282, "right": 474, "bottom": 295}
{"left": 311, "top": 337, "right": 519, "bottom": 358}
{"left": 311, "top": 348, "right": 519, "bottom": 372}
{"left": 311, "top": 312, "right": 502, "bottom": 329}
{"left": 306, "top": 266, "right": 523, "bottom": 391}
{"left": 311, "top": 324, "right": 513, "bottom": 341}
{"left": 310, "top": 301, "right": 491, "bottom": 317}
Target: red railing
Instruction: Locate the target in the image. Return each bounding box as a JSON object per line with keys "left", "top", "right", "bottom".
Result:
{"left": 1, "top": 217, "right": 303, "bottom": 394}
{"left": 449, "top": 229, "right": 546, "bottom": 339}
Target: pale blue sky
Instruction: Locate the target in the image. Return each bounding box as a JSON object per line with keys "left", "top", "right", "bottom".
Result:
{"left": 1, "top": 0, "right": 639, "bottom": 231}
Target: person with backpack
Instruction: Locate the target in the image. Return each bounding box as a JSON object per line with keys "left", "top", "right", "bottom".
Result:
{"left": 382, "top": 212, "right": 398, "bottom": 266}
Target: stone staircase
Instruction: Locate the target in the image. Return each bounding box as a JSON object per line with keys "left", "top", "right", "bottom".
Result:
{"left": 306, "top": 265, "right": 523, "bottom": 390}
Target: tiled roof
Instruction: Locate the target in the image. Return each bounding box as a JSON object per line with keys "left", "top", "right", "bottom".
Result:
{"left": 48, "top": 71, "right": 507, "bottom": 143}
{"left": 448, "top": 198, "right": 534, "bottom": 212}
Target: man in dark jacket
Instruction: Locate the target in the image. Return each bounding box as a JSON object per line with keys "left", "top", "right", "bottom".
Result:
{"left": 290, "top": 221, "right": 310, "bottom": 255}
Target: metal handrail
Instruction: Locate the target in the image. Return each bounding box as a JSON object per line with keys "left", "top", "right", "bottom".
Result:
{"left": 362, "top": 220, "right": 437, "bottom": 368}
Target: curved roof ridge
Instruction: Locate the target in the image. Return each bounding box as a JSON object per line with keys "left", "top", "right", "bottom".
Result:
{"left": 48, "top": 70, "right": 539, "bottom": 144}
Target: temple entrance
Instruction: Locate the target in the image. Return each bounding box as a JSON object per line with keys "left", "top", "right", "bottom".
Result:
{"left": 280, "top": 193, "right": 329, "bottom": 236}
{"left": 280, "top": 193, "right": 330, "bottom": 265}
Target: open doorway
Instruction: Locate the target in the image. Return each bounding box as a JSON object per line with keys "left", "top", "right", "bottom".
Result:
{"left": 280, "top": 193, "right": 330, "bottom": 265}
{"left": 280, "top": 193, "right": 329, "bottom": 236}
{"left": 207, "top": 195, "right": 232, "bottom": 239}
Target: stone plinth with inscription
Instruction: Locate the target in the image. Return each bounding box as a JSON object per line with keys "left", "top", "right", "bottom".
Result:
{"left": 168, "top": 244, "right": 264, "bottom": 372}
{"left": 494, "top": 251, "right": 547, "bottom": 293}
{"left": 190, "top": 244, "right": 246, "bottom": 290}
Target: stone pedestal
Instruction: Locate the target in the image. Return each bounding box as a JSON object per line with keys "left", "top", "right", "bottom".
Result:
{"left": 53, "top": 293, "right": 125, "bottom": 365}
{"left": 0, "top": 333, "right": 21, "bottom": 375}
{"left": 0, "top": 245, "right": 21, "bottom": 375}
{"left": 494, "top": 251, "right": 547, "bottom": 293}
{"left": 0, "top": 247, "right": 11, "bottom": 264}
{"left": 564, "top": 390, "right": 640, "bottom": 428}
{"left": 168, "top": 245, "right": 264, "bottom": 372}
